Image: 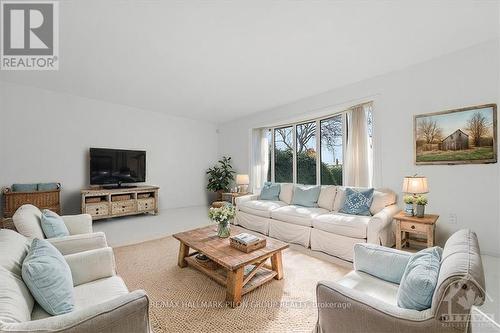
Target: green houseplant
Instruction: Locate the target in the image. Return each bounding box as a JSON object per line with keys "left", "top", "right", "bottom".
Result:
{"left": 403, "top": 195, "right": 414, "bottom": 216}
{"left": 415, "top": 195, "right": 428, "bottom": 218}
{"left": 206, "top": 156, "right": 235, "bottom": 200}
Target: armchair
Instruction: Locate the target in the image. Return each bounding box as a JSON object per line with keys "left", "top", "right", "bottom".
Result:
{"left": 0, "top": 229, "right": 150, "bottom": 333}
{"left": 316, "top": 229, "right": 486, "bottom": 333}
{"left": 12, "top": 204, "right": 107, "bottom": 255}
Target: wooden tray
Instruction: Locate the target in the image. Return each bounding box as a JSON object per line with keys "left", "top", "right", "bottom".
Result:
{"left": 230, "top": 238, "right": 266, "bottom": 253}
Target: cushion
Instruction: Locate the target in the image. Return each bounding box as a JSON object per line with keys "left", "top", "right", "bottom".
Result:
{"left": 259, "top": 183, "right": 281, "bottom": 201}
{"left": 31, "top": 276, "right": 129, "bottom": 320}
{"left": 370, "top": 189, "right": 397, "bottom": 215}
{"left": 41, "top": 209, "right": 70, "bottom": 238}
{"left": 312, "top": 212, "right": 370, "bottom": 238}
{"left": 339, "top": 188, "right": 374, "bottom": 216}
{"left": 22, "top": 239, "right": 75, "bottom": 316}
{"left": 12, "top": 183, "right": 38, "bottom": 192}
{"left": 0, "top": 229, "right": 30, "bottom": 277}
{"left": 337, "top": 270, "right": 400, "bottom": 306}
{"left": 317, "top": 186, "right": 337, "bottom": 211}
{"left": 397, "top": 247, "right": 442, "bottom": 311}
{"left": 238, "top": 200, "right": 286, "bottom": 218}
{"left": 354, "top": 243, "right": 411, "bottom": 284}
{"left": 0, "top": 267, "right": 34, "bottom": 323}
{"left": 37, "top": 183, "right": 59, "bottom": 191}
{"left": 13, "top": 204, "right": 45, "bottom": 239}
{"left": 291, "top": 186, "right": 321, "bottom": 207}
{"left": 332, "top": 187, "right": 346, "bottom": 211}
{"left": 270, "top": 205, "right": 328, "bottom": 227}
{"left": 278, "top": 183, "right": 294, "bottom": 204}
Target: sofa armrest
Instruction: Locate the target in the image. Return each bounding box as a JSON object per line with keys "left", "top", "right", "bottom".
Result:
{"left": 65, "top": 247, "right": 116, "bottom": 286}
{"left": 0, "top": 290, "right": 150, "bottom": 333}
{"left": 367, "top": 204, "right": 399, "bottom": 245}
{"left": 235, "top": 194, "right": 259, "bottom": 208}
{"left": 316, "top": 280, "right": 436, "bottom": 333}
{"left": 62, "top": 214, "right": 93, "bottom": 235}
{"left": 48, "top": 232, "right": 108, "bottom": 255}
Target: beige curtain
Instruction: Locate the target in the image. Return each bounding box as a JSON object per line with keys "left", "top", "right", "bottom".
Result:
{"left": 344, "top": 104, "right": 372, "bottom": 187}
{"left": 250, "top": 128, "right": 269, "bottom": 193}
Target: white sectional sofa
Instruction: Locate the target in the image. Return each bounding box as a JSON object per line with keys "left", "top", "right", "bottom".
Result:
{"left": 235, "top": 184, "right": 399, "bottom": 261}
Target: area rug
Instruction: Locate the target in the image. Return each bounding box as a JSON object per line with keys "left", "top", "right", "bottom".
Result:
{"left": 114, "top": 236, "right": 350, "bottom": 333}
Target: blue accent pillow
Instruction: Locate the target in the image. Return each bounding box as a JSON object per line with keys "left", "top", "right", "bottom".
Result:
{"left": 397, "top": 246, "right": 442, "bottom": 311}
{"left": 38, "top": 183, "right": 59, "bottom": 191}
{"left": 339, "top": 188, "right": 374, "bottom": 216}
{"left": 22, "top": 239, "right": 75, "bottom": 315}
{"left": 12, "top": 183, "right": 38, "bottom": 192}
{"left": 354, "top": 243, "right": 412, "bottom": 284}
{"left": 259, "top": 182, "right": 281, "bottom": 200}
{"left": 41, "top": 210, "right": 69, "bottom": 238}
{"left": 291, "top": 186, "right": 321, "bottom": 207}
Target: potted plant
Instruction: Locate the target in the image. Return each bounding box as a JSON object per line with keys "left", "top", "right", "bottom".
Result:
{"left": 403, "top": 195, "right": 414, "bottom": 216}
{"left": 208, "top": 204, "right": 236, "bottom": 238}
{"left": 415, "top": 195, "right": 428, "bottom": 218}
{"left": 206, "top": 156, "right": 235, "bottom": 200}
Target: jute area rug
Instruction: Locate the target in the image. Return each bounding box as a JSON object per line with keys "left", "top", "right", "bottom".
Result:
{"left": 114, "top": 236, "right": 350, "bottom": 333}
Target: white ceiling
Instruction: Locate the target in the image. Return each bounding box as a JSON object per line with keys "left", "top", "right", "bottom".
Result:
{"left": 1, "top": 0, "right": 498, "bottom": 123}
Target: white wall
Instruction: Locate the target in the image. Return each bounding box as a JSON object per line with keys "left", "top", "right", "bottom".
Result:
{"left": 0, "top": 82, "right": 218, "bottom": 214}
{"left": 218, "top": 40, "right": 500, "bottom": 256}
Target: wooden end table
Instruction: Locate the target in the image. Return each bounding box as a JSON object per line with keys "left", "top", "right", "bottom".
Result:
{"left": 173, "top": 225, "right": 288, "bottom": 308}
{"left": 394, "top": 211, "right": 439, "bottom": 250}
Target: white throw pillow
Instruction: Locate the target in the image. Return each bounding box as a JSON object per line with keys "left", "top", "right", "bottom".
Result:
{"left": 370, "top": 189, "right": 397, "bottom": 215}
{"left": 278, "top": 183, "right": 294, "bottom": 204}
{"left": 13, "top": 205, "right": 45, "bottom": 239}
{"left": 332, "top": 187, "right": 346, "bottom": 211}
{"left": 317, "top": 186, "right": 337, "bottom": 211}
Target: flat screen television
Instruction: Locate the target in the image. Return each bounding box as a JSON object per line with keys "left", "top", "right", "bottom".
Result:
{"left": 90, "top": 148, "right": 146, "bottom": 188}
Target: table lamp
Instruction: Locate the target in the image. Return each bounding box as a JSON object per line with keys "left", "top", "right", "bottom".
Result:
{"left": 402, "top": 175, "right": 429, "bottom": 196}
{"left": 236, "top": 174, "right": 249, "bottom": 194}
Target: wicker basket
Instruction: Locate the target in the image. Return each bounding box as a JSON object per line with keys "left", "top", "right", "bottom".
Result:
{"left": 2, "top": 184, "right": 61, "bottom": 218}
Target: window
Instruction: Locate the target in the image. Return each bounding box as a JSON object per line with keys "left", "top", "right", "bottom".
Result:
{"left": 296, "top": 122, "right": 317, "bottom": 185}
{"left": 274, "top": 126, "right": 293, "bottom": 183}
{"left": 320, "top": 115, "right": 343, "bottom": 185}
{"left": 265, "top": 103, "right": 372, "bottom": 186}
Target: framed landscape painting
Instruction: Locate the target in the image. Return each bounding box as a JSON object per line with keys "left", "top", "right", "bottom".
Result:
{"left": 414, "top": 104, "right": 497, "bottom": 165}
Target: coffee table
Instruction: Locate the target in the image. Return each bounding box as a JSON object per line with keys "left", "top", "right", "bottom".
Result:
{"left": 173, "top": 225, "right": 289, "bottom": 307}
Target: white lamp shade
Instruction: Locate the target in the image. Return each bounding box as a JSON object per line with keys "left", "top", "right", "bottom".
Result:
{"left": 402, "top": 176, "right": 428, "bottom": 194}
{"left": 236, "top": 174, "right": 250, "bottom": 185}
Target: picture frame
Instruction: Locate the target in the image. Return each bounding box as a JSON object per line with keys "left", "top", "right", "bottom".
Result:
{"left": 414, "top": 104, "right": 497, "bottom": 165}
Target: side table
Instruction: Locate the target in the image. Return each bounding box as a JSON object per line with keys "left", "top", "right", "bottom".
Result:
{"left": 394, "top": 211, "right": 439, "bottom": 250}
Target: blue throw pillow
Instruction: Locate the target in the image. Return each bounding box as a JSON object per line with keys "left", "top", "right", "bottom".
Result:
{"left": 41, "top": 210, "right": 69, "bottom": 238}
{"left": 259, "top": 182, "right": 281, "bottom": 200}
{"left": 22, "top": 239, "right": 75, "bottom": 315}
{"left": 339, "top": 188, "right": 374, "bottom": 216}
{"left": 291, "top": 186, "right": 321, "bottom": 207}
{"left": 38, "top": 183, "right": 59, "bottom": 191}
{"left": 354, "top": 243, "right": 412, "bottom": 284}
{"left": 12, "top": 183, "right": 38, "bottom": 192}
{"left": 397, "top": 246, "right": 442, "bottom": 311}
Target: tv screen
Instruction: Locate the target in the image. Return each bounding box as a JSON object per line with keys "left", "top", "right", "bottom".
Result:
{"left": 90, "top": 148, "right": 146, "bottom": 185}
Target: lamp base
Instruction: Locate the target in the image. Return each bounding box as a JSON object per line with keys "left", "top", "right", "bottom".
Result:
{"left": 238, "top": 185, "right": 248, "bottom": 194}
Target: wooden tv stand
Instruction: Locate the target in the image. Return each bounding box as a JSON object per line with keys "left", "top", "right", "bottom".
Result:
{"left": 81, "top": 185, "right": 159, "bottom": 220}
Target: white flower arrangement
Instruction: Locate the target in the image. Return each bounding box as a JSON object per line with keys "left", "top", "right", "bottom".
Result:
{"left": 208, "top": 204, "right": 236, "bottom": 224}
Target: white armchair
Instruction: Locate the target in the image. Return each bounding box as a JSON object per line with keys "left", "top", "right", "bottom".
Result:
{"left": 0, "top": 229, "right": 150, "bottom": 333}
{"left": 12, "top": 204, "right": 107, "bottom": 255}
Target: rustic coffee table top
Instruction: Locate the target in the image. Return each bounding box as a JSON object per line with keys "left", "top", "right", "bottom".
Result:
{"left": 173, "top": 225, "right": 289, "bottom": 271}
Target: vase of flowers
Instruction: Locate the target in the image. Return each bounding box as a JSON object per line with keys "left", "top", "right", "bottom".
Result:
{"left": 415, "top": 196, "right": 428, "bottom": 218}
{"left": 208, "top": 204, "right": 236, "bottom": 238}
{"left": 403, "top": 195, "right": 414, "bottom": 216}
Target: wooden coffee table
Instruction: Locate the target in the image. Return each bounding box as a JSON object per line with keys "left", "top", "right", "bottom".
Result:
{"left": 173, "top": 225, "right": 289, "bottom": 307}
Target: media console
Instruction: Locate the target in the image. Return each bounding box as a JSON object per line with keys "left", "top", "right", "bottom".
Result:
{"left": 81, "top": 185, "right": 159, "bottom": 220}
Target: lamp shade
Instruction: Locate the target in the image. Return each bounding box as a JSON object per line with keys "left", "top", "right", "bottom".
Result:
{"left": 402, "top": 176, "right": 428, "bottom": 194}
{"left": 236, "top": 174, "right": 249, "bottom": 185}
